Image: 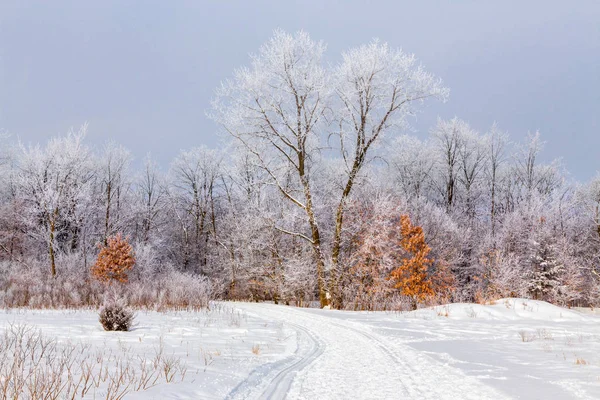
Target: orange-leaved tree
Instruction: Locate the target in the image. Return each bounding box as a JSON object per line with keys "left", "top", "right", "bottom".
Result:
{"left": 390, "top": 214, "right": 451, "bottom": 309}
{"left": 91, "top": 233, "right": 135, "bottom": 284}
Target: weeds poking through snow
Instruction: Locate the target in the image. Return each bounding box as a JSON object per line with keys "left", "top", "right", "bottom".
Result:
{"left": 436, "top": 305, "right": 450, "bottom": 317}
{"left": 518, "top": 330, "right": 536, "bottom": 342}
{"left": 466, "top": 307, "right": 478, "bottom": 318}
{"left": 536, "top": 328, "right": 553, "bottom": 341}
{"left": 0, "top": 322, "right": 189, "bottom": 399}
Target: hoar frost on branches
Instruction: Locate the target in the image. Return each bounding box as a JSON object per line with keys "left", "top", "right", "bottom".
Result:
{"left": 16, "top": 126, "right": 95, "bottom": 277}
{"left": 1, "top": 30, "right": 599, "bottom": 311}
{"left": 211, "top": 29, "right": 447, "bottom": 307}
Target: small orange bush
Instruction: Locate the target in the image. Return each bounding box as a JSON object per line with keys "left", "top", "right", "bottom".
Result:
{"left": 91, "top": 233, "right": 135, "bottom": 284}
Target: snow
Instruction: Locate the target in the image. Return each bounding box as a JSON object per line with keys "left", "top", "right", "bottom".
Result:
{"left": 409, "top": 298, "right": 588, "bottom": 321}
{"left": 2, "top": 299, "right": 600, "bottom": 399}
{"left": 0, "top": 304, "right": 296, "bottom": 399}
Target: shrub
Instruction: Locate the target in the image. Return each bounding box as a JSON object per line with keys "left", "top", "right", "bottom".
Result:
{"left": 0, "top": 258, "right": 212, "bottom": 311}
{"left": 92, "top": 233, "right": 135, "bottom": 284}
{"left": 99, "top": 302, "right": 135, "bottom": 331}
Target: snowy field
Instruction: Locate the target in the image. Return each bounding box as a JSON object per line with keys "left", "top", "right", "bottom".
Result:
{"left": 1, "top": 300, "right": 600, "bottom": 399}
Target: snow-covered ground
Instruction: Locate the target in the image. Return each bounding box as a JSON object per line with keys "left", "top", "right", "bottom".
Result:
{"left": 2, "top": 299, "right": 600, "bottom": 399}
{"left": 0, "top": 304, "right": 296, "bottom": 399}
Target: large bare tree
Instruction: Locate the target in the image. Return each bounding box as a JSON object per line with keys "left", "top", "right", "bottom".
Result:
{"left": 328, "top": 41, "right": 448, "bottom": 305}
{"left": 211, "top": 30, "right": 331, "bottom": 306}
{"left": 212, "top": 31, "right": 447, "bottom": 307}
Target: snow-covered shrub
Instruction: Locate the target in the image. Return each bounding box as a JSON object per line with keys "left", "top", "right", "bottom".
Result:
{"left": 99, "top": 302, "right": 135, "bottom": 331}
{"left": 157, "top": 268, "right": 212, "bottom": 310}
{"left": 126, "top": 266, "right": 212, "bottom": 311}
{"left": 280, "top": 257, "right": 316, "bottom": 307}
{"left": 0, "top": 258, "right": 213, "bottom": 311}
{"left": 130, "top": 241, "right": 161, "bottom": 279}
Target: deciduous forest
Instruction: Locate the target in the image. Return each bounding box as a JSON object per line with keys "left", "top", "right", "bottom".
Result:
{"left": 1, "top": 31, "right": 598, "bottom": 311}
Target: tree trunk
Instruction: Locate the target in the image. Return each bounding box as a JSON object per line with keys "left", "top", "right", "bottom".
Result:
{"left": 491, "top": 174, "right": 496, "bottom": 237}
{"left": 104, "top": 181, "right": 111, "bottom": 245}
{"left": 306, "top": 198, "right": 327, "bottom": 308}
{"left": 49, "top": 219, "right": 56, "bottom": 277}
{"left": 329, "top": 162, "right": 361, "bottom": 309}
{"left": 595, "top": 203, "right": 600, "bottom": 239}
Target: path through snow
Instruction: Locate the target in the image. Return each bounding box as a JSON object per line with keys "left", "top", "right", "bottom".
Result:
{"left": 232, "top": 303, "right": 509, "bottom": 400}
{"left": 2, "top": 300, "right": 599, "bottom": 399}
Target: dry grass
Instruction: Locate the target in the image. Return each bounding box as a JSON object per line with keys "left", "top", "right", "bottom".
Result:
{"left": 466, "top": 307, "right": 478, "bottom": 318}
{"left": 536, "top": 328, "right": 553, "bottom": 341}
{"left": 0, "top": 323, "right": 188, "bottom": 399}
{"left": 436, "top": 305, "right": 450, "bottom": 317}
{"left": 0, "top": 261, "right": 212, "bottom": 311}
{"left": 518, "top": 330, "right": 536, "bottom": 342}
{"left": 575, "top": 357, "right": 588, "bottom": 365}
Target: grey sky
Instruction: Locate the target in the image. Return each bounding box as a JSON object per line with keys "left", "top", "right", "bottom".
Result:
{"left": 1, "top": 1, "right": 598, "bottom": 181}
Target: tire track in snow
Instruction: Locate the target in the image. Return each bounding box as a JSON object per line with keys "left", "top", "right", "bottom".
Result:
{"left": 225, "top": 319, "right": 323, "bottom": 400}
{"left": 258, "top": 324, "right": 323, "bottom": 399}
{"left": 328, "top": 321, "right": 425, "bottom": 399}
{"left": 229, "top": 303, "right": 509, "bottom": 399}
{"left": 236, "top": 304, "right": 412, "bottom": 400}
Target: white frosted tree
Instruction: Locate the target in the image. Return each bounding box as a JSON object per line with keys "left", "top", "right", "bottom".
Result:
{"left": 169, "top": 146, "right": 222, "bottom": 272}
{"left": 212, "top": 31, "right": 447, "bottom": 307}
{"left": 328, "top": 42, "right": 448, "bottom": 304}
{"left": 527, "top": 229, "right": 564, "bottom": 302}
{"left": 457, "top": 127, "right": 486, "bottom": 222}
{"left": 99, "top": 142, "right": 132, "bottom": 245}
{"left": 387, "top": 135, "right": 436, "bottom": 200}
{"left": 514, "top": 132, "right": 562, "bottom": 203}
{"left": 483, "top": 123, "right": 509, "bottom": 236}
{"left": 211, "top": 30, "right": 331, "bottom": 306}
{"left": 0, "top": 134, "right": 24, "bottom": 263}
{"left": 431, "top": 118, "right": 472, "bottom": 212}
{"left": 16, "top": 126, "right": 95, "bottom": 276}
{"left": 134, "top": 154, "right": 167, "bottom": 245}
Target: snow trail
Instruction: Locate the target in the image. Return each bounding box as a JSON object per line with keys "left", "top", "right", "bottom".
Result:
{"left": 232, "top": 303, "right": 509, "bottom": 400}
{"left": 226, "top": 322, "right": 323, "bottom": 400}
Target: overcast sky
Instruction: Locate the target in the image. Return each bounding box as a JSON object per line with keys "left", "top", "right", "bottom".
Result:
{"left": 1, "top": 1, "right": 598, "bottom": 181}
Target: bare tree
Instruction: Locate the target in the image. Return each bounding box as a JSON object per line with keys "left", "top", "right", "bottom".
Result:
{"left": 170, "top": 147, "right": 222, "bottom": 271}
{"left": 483, "top": 123, "right": 509, "bottom": 236}
{"left": 328, "top": 41, "right": 448, "bottom": 306}
{"left": 99, "top": 142, "right": 131, "bottom": 244}
{"left": 16, "top": 126, "right": 95, "bottom": 276}
{"left": 211, "top": 30, "right": 331, "bottom": 306}
{"left": 432, "top": 118, "right": 470, "bottom": 212}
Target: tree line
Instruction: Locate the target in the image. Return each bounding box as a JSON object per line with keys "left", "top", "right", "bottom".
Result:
{"left": 0, "top": 30, "right": 598, "bottom": 310}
